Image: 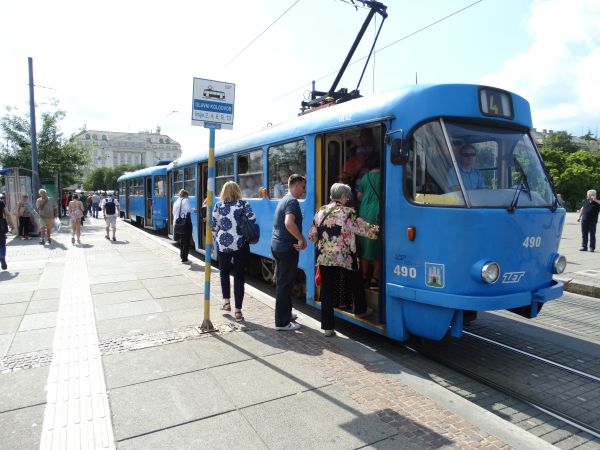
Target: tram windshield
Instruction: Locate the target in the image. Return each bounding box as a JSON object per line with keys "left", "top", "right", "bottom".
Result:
{"left": 405, "top": 120, "right": 555, "bottom": 208}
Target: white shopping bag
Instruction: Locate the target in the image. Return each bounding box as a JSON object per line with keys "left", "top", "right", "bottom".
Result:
{"left": 53, "top": 217, "right": 62, "bottom": 233}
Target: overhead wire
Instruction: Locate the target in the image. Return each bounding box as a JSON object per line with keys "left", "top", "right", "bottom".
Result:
{"left": 222, "top": 0, "right": 302, "bottom": 69}
{"left": 241, "top": 0, "right": 485, "bottom": 114}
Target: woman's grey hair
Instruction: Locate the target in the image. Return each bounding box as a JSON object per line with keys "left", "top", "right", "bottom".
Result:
{"left": 587, "top": 189, "right": 596, "bottom": 196}
{"left": 329, "top": 183, "right": 352, "bottom": 202}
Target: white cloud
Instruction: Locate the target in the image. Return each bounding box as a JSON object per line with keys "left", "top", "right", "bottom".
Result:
{"left": 481, "top": 0, "right": 600, "bottom": 135}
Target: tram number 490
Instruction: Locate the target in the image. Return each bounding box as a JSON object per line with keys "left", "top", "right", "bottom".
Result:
{"left": 394, "top": 265, "right": 417, "bottom": 278}
{"left": 522, "top": 236, "right": 542, "bottom": 248}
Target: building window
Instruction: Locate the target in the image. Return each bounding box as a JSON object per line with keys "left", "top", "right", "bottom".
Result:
{"left": 86, "top": 134, "right": 90, "bottom": 139}
{"left": 102, "top": 135, "right": 107, "bottom": 141}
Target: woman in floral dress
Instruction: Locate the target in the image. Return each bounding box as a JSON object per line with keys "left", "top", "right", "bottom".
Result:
{"left": 308, "top": 183, "right": 378, "bottom": 336}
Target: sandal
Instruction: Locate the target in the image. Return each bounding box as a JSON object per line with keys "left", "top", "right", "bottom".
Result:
{"left": 221, "top": 301, "right": 231, "bottom": 311}
{"left": 234, "top": 310, "right": 244, "bottom": 322}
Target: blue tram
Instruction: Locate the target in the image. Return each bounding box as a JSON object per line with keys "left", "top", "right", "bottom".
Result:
{"left": 117, "top": 162, "right": 170, "bottom": 231}
{"left": 163, "top": 83, "right": 565, "bottom": 341}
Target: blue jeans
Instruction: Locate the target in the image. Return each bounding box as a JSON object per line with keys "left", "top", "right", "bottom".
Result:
{"left": 272, "top": 248, "right": 299, "bottom": 327}
{"left": 218, "top": 244, "right": 250, "bottom": 310}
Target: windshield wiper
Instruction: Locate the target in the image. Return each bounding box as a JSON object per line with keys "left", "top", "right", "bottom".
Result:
{"left": 508, "top": 158, "right": 532, "bottom": 212}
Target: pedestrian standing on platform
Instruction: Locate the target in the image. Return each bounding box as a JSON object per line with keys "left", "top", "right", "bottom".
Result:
{"left": 309, "top": 183, "right": 378, "bottom": 336}
{"left": 36, "top": 189, "right": 58, "bottom": 245}
{"left": 61, "top": 192, "right": 68, "bottom": 217}
{"left": 101, "top": 190, "right": 120, "bottom": 242}
{"left": 86, "top": 195, "right": 93, "bottom": 217}
{"left": 92, "top": 191, "right": 101, "bottom": 218}
{"left": 212, "top": 181, "right": 256, "bottom": 321}
{"left": 172, "top": 189, "right": 195, "bottom": 263}
{"left": 14, "top": 194, "right": 34, "bottom": 240}
{"left": 577, "top": 189, "right": 600, "bottom": 252}
{"left": 271, "top": 174, "right": 307, "bottom": 331}
{"left": 0, "top": 193, "right": 9, "bottom": 270}
{"left": 67, "top": 193, "right": 85, "bottom": 245}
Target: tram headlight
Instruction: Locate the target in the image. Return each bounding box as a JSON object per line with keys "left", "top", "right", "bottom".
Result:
{"left": 552, "top": 254, "right": 567, "bottom": 274}
{"left": 481, "top": 262, "right": 500, "bottom": 284}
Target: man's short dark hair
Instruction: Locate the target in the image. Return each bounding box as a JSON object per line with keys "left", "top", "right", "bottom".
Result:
{"left": 288, "top": 174, "right": 306, "bottom": 187}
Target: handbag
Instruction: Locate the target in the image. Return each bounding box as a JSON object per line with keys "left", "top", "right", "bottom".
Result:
{"left": 239, "top": 206, "right": 260, "bottom": 244}
{"left": 174, "top": 201, "right": 188, "bottom": 235}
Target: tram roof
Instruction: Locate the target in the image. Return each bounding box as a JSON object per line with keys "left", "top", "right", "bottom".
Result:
{"left": 117, "top": 164, "right": 168, "bottom": 182}
{"left": 169, "top": 84, "right": 531, "bottom": 169}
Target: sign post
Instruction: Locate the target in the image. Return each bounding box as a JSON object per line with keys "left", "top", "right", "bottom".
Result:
{"left": 192, "top": 78, "right": 235, "bottom": 332}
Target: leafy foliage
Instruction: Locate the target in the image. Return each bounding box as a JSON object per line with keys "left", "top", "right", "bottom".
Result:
{"left": 83, "top": 165, "right": 143, "bottom": 192}
{"left": 541, "top": 132, "right": 600, "bottom": 211}
{"left": 0, "top": 104, "right": 90, "bottom": 187}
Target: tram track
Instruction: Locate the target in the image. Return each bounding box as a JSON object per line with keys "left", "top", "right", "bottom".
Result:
{"left": 408, "top": 333, "right": 600, "bottom": 442}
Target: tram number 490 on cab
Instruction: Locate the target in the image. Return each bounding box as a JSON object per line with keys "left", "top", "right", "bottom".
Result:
{"left": 522, "top": 236, "right": 542, "bottom": 248}
{"left": 394, "top": 265, "right": 417, "bottom": 278}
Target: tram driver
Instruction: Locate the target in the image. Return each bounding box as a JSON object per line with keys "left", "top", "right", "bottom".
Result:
{"left": 448, "top": 144, "right": 485, "bottom": 191}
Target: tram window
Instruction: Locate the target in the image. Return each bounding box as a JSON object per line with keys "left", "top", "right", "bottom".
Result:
{"left": 406, "top": 121, "right": 466, "bottom": 206}
{"left": 216, "top": 156, "right": 234, "bottom": 195}
{"left": 184, "top": 166, "right": 196, "bottom": 196}
{"left": 154, "top": 176, "right": 166, "bottom": 196}
{"left": 238, "top": 150, "right": 263, "bottom": 198}
{"left": 173, "top": 168, "right": 185, "bottom": 194}
{"left": 268, "top": 140, "right": 306, "bottom": 199}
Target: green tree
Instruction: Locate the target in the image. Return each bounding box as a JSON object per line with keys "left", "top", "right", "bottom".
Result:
{"left": 549, "top": 150, "right": 600, "bottom": 211}
{"left": 0, "top": 103, "right": 90, "bottom": 187}
{"left": 83, "top": 164, "right": 143, "bottom": 191}
{"left": 541, "top": 131, "right": 579, "bottom": 153}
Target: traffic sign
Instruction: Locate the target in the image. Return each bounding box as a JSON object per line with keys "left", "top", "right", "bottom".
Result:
{"left": 191, "top": 78, "right": 235, "bottom": 129}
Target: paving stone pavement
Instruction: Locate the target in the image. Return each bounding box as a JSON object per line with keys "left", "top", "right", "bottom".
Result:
{"left": 0, "top": 215, "right": 563, "bottom": 449}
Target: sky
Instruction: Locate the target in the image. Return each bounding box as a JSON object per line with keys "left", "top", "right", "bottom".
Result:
{"left": 1, "top": 0, "right": 599, "bottom": 156}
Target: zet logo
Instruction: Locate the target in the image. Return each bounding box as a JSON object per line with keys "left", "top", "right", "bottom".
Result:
{"left": 502, "top": 272, "right": 525, "bottom": 283}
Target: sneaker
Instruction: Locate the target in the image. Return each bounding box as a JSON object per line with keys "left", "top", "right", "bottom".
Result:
{"left": 579, "top": 248, "right": 588, "bottom": 251}
{"left": 40, "top": 239, "right": 45, "bottom": 245}
{"left": 290, "top": 313, "right": 298, "bottom": 322}
{"left": 591, "top": 249, "right": 596, "bottom": 253}
{"left": 47, "top": 238, "right": 51, "bottom": 244}
{"left": 112, "top": 237, "right": 116, "bottom": 242}
{"left": 275, "top": 322, "right": 301, "bottom": 331}
{"left": 354, "top": 307, "right": 373, "bottom": 319}
{"left": 105, "top": 235, "right": 110, "bottom": 240}
{"left": 323, "top": 329, "right": 336, "bottom": 337}
{"left": 71, "top": 237, "right": 75, "bottom": 244}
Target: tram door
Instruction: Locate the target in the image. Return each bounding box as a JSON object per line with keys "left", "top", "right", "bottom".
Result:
{"left": 319, "top": 125, "right": 384, "bottom": 324}
{"left": 125, "top": 180, "right": 130, "bottom": 219}
{"left": 145, "top": 177, "right": 153, "bottom": 228}
{"left": 167, "top": 171, "right": 173, "bottom": 235}
{"left": 197, "top": 163, "right": 208, "bottom": 249}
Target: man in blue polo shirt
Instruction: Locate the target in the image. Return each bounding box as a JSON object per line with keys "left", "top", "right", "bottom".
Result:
{"left": 271, "top": 174, "right": 307, "bottom": 331}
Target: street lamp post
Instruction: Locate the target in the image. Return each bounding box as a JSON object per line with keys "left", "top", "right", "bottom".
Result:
{"left": 156, "top": 110, "right": 178, "bottom": 134}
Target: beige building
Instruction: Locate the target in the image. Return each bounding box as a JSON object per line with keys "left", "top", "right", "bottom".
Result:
{"left": 74, "top": 130, "right": 182, "bottom": 170}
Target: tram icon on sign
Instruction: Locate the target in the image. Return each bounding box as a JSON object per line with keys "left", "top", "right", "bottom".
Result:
{"left": 203, "top": 86, "right": 226, "bottom": 101}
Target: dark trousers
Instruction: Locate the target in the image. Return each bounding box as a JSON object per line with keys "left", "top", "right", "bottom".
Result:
{"left": 272, "top": 248, "right": 299, "bottom": 327}
{"left": 93, "top": 204, "right": 100, "bottom": 218}
{"left": 319, "top": 266, "right": 368, "bottom": 330}
{"left": 581, "top": 220, "right": 597, "bottom": 250}
{"left": 218, "top": 244, "right": 250, "bottom": 310}
{"left": 0, "top": 233, "right": 6, "bottom": 259}
{"left": 180, "top": 222, "right": 193, "bottom": 261}
{"left": 18, "top": 217, "right": 31, "bottom": 237}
